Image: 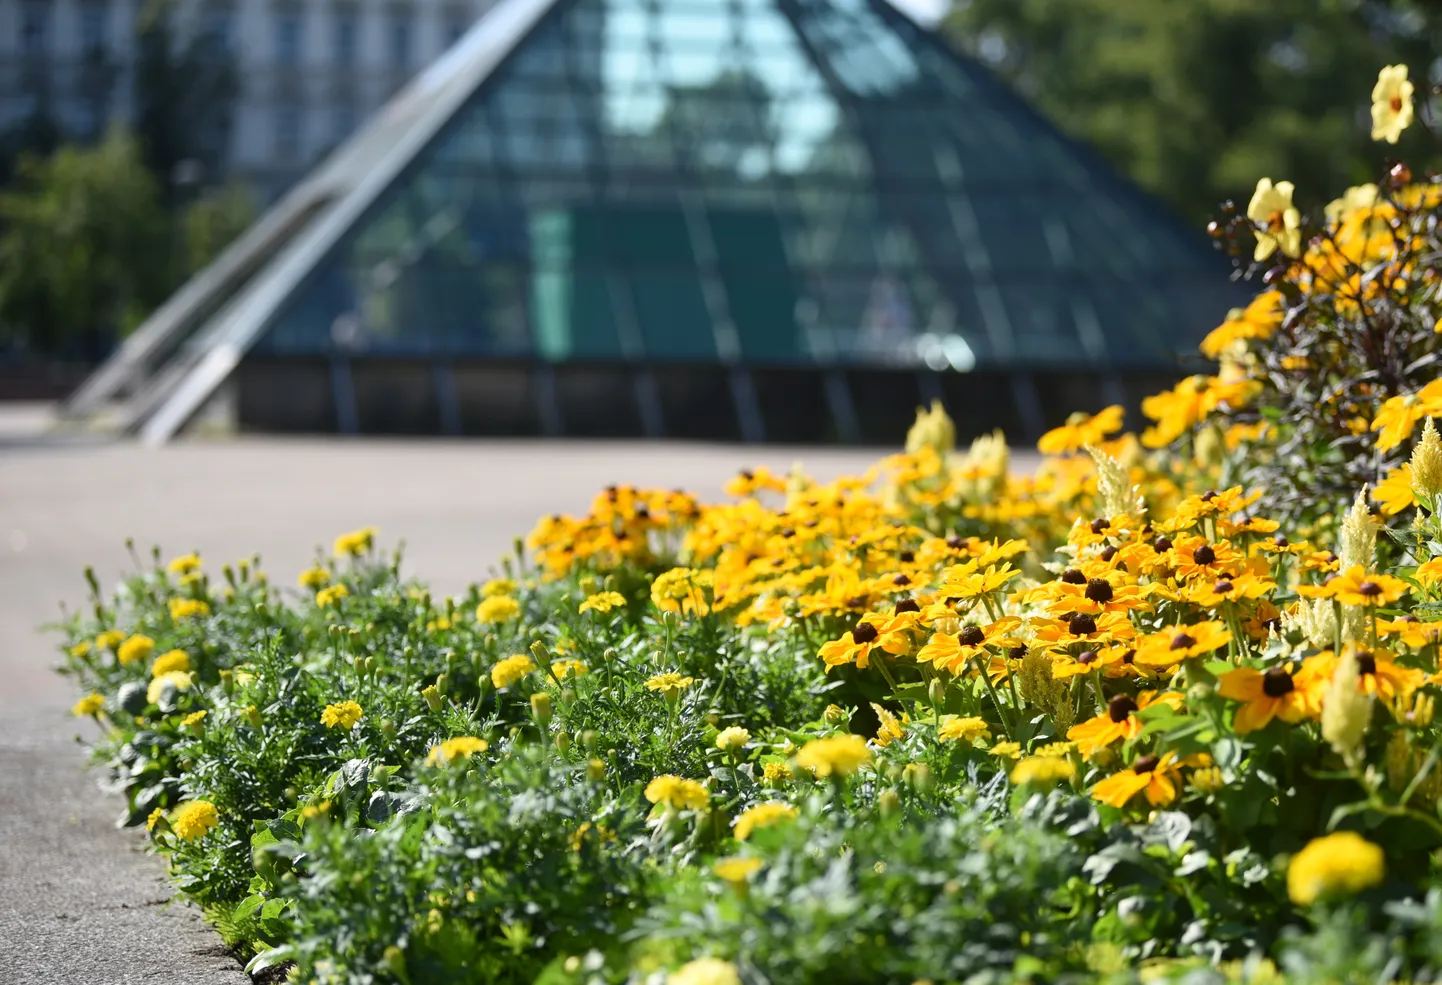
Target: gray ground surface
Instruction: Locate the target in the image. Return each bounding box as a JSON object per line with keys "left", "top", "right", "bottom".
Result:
{"left": 0, "top": 422, "right": 891, "bottom": 983}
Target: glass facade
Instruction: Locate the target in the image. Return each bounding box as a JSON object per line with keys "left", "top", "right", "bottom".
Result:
{"left": 254, "top": 0, "right": 1237, "bottom": 379}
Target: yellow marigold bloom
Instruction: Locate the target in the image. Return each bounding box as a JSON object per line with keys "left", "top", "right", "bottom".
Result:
{"left": 650, "top": 567, "right": 712, "bottom": 616}
{"left": 72, "top": 693, "right": 104, "bottom": 718}
{"left": 150, "top": 649, "right": 190, "bottom": 677}
{"left": 645, "top": 672, "right": 696, "bottom": 696}
{"left": 171, "top": 800, "right": 219, "bottom": 840}
{"left": 145, "top": 807, "right": 165, "bottom": 832}
{"left": 1371, "top": 64, "right": 1414, "bottom": 144}
{"left": 1288, "top": 831, "right": 1385, "bottom": 905}
{"left": 297, "top": 566, "right": 330, "bottom": 589}
{"left": 553, "top": 658, "right": 588, "bottom": 678}
{"left": 579, "top": 591, "right": 626, "bottom": 614}
{"left": 716, "top": 726, "right": 751, "bottom": 751}
{"left": 645, "top": 775, "right": 710, "bottom": 811}
{"left": 668, "top": 957, "right": 742, "bottom": 985}
{"left": 117, "top": 634, "right": 155, "bottom": 666}
{"left": 1298, "top": 565, "right": 1408, "bottom": 607}
{"left": 1371, "top": 380, "right": 1442, "bottom": 452}
{"left": 1036, "top": 405, "right": 1124, "bottom": 456}
{"left": 96, "top": 629, "right": 125, "bottom": 651}
{"left": 989, "top": 741, "right": 1022, "bottom": 760}
{"left": 169, "top": 598, "right": 210, "bottom": 621}
{"left": 1374, "top": 463, "right": 1417, "bottom": 516}
{"left": 733, "top": 801, "right": 798, "bottom": 840}
{"left": 1010, "top": 755, "right": 1075, "bottom": 786}
{"left": 713, "top": 856, "right": 764, "bottom": 886}
{"left": 795, "top": 734, "right": 871, "bottom": 778}
{"left": 1090, "top": 752, "right": 1182, "bottom": 808}
{"left": 146, "top": 671, "right": 193, "bottom": 705}
{"left": 315, "top": 584, "right": 349, "bottom": 608}
{"left": 333, "top": 526, "right": 378, "bottom": 557}
{"left": 761, "top": 761, "right": 790, "bottom": 785}
{"left": 475, "top": 595, "right": 521, "bottom": 625}
{"left": 1035, "top": 741, "right": 1076, "bottom": 758}
{"left": 482, "top": 577, "right": 517, "bottom": 598}
{"left": 68, "top": 640, "right": 93, "bottom": 658}
{"left": 426, "top": 736, "right": 489, "bottom": 766}
{"left": 320, "top": 700, "right": 364, "bottom": 730}
{"left": 180, "top": 710, "right": 208, "bottom": 734}
{"left": 1247, "top": 178, "right": 1302, "bottom": 261}
{"left": 167, "top": 553, "right": 202, "bottom": 575}
{"left": 937, "top": 715, "right": 991, "bottom": 744}
{"left": 490, "top": 654, "right": 535, "bottom": 688}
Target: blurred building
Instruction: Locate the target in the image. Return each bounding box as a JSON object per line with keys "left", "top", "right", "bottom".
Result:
{"left": 0, "top": 0, "right": 496, "bottom": 197}
{"left": 64, "top": 0, "right": 1245, "bottom": 445}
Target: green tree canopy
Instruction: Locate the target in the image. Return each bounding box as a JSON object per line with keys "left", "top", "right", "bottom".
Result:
{"left": 942, "top": 0, "right": 1441, "bottom": 224}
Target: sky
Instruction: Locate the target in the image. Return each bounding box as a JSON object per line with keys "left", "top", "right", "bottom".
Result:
{"left": 888, "top": 0, "right": 949, "bottom": 26}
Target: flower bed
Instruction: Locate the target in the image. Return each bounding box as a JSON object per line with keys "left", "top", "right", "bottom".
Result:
{"left": 56, "top": 68, "right": 1442, "bottom": 984}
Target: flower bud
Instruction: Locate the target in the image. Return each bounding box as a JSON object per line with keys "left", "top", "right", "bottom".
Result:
{"left": 559, "top": 687, "right": 576, "bottom": 707}
{"left": 587, "top": 757, "right": 606, "bottom": 781}
{"left": 823, "top": 704, "right": 849, "bottom": 726}
{"left": 903, "top": 762, "right": 933, "bottom": 793}
{"left": 219, "top": 669, "right": 234, "bottom": 693}
{"left": 927, "top": 678, "right": 945, "bottom": 708}
{"left": 582, "top": 729, "right": 599, "bottom": 753}
{"left": 245, "top": 704, "right": 263, "bottom": 729}
{"left": 530, "top": 691, "right": 553, "bottom": 725}
{"left": 380, "top": 719, "right": 396, "bottom": 739}
{"left": 421, "top": 685, "right": 444, "bottom": 712}
{"left": 878, "top": 788, "right": 902, "bottom": 817}
{"left": 555, "top": 730, "right": 571, "bottom": 754}
{"left": 353, "top": 654, "right": 367, "bottom": 676}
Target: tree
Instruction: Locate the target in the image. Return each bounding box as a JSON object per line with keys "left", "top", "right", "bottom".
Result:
{"left": 0, "top": 129, "right": 168, "bottom": 356}
{"left": 942, "top": 0, "right": 1440, "bottom": 224}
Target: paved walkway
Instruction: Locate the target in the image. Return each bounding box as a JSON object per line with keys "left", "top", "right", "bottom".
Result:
{"left": 0, "top": 429, "right": 887, "bottom": 982}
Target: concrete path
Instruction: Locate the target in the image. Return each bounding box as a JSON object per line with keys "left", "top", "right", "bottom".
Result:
{"left": 0, "top": 430, "right": 889, "bottom": 983}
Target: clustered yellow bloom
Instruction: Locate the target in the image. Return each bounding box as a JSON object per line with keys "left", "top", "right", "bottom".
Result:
{"left": 733, "top": 801, "right": 798, "bottom": 841}
{"left": 298, "top": 566, "right": 331, "bottom": 589}
{"left": 320, "top": 700, "right": 364, "bottom": 730}
{"left": 668, "top": 957, "right": 741, "bottom": 985}
{"left": 170, "top": 800, "right": 220, "bottom": 840}
{"left": 147, "top": 670, "right": 193, "bottom": 705}
{"left": 333, "top": 526, "right": 378, "bottom": 557}
{"left": 645, "top": 775, "right": 710, "bottom": 811}
{"left": 315, "top": 584, "right": 349, "bottom": 608}
{"left": 167, "top": 553, "right": 202, "bottom": 575}
{"left": 476, "top": 595, "right": 521, "bottom": 625}
{"left": 425, "top": 736, "right": 489, "bottom": 766}
{"left": 116, "top": 634, "right": 154, "bottom": 667}
{"left": 715, "top": 726, "right": 750, "bottom": 751}
{"left": 794, "top": 734, "right": 871, "bottom": 778}
{"left": 579, "top": 591, "right": 627, "bottom": 614}
{"left": 1287, "top": 831, "right": 1386, "bottom": 905}
{"left": 71, "top": 693, "right": 104, "bottom": 718}
{"left": 490, "top": 654, "right": 535, "bottom": 689}
{"left": 168, "top": 598, "right": 211, "bottom": 621}
{"left": 150, "top": 649, "right": 190, "bottom": 677}
{"left": 650, "top": 567, "right": 713, "bottom": 616}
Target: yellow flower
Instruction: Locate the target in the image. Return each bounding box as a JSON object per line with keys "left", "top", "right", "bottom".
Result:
{"left": 1325, "top": 183, "right": 1381, "bottom": 227}
{"left": 169, "top": 598, "right": 210, "bottom": 621}
{"left": 491, "top": 654, "right": 535, "bottom": 689}
{"left": 1036, "top": 405, "right": 1124, "bottom": 456}
{"left": 651, "top": 567, "right": 712, "bottom": 616}
{"left": 761, "top": 761, "right": 790, "bottom": 785}
{"left": 150, "top": 649, "right": 190, "bottom": 677}
{"left": 482, "top": 577, "right": 517, "bottom": 598}
{"left": 1247, "top": 178, "right": 1302, "bottom": 261}
{"left": 170, "top": 800, "right": 219, "bottom": 840}
{"left": 146, "top": 671, "right": 193, "bottom": 705}
{"left": 713, "top": 856, "right": 764, "bottom": 887}
{"left": 116, "top": 634, "right": 155, "bottom": 666}
{"left": 475, "top": 595, "right": 521, "bottom": 624}
{"left": 668, "top": 957, "right": 742, "bottom": 985}
{"left": 937, "top": 715, "right": 991, "bottom": 744}
{"left": 297, "top": 566, "right": 330, "bottom": 589}
{"left": 333, "top": 526, "right": 378, "bottom": 557}
{"left": 180, "top": 710, "right": 208, "bottom": 734}
{"left": 95, "top": 629, "right": 125, "bottom": 651}
{"left": 989, "top": 741, "right": 1022, "bottom": 760}
{"left": 315, "top": 584, "right": 349, "bottom": 608}
{"left": 1090, "top": 752, "right": 1183, "bottom": 808}
{"left": 1298, "top": 565, "right": 1408, "bottom": 607}
{"left": 1287, "top": 831, "right": 1385, "bottom": 904}
{"left": 320, "top": 700, "right": 363, "bottom": 730}
{"left": 733, "top": 801, "right": 798, "bottom": 840}
{"left": 1371, "top": 380, "right": 1442, "bottom": 452}
{"left": 1010, "top": 755, "right": 1075, "bottom": 785}
{"left": 68, "top": 640, "right": 92, "bottom": 658}
{"left": 426, "top": 736, "right": 489, "bottom": 766}
{"left": 72, "top": 693, "right": 104, "bottom": 718}
{"left": 645, "top": 775, "right": 710, "bottom": 811}
{"left": 1371, "top": 64, "right": 1414, "bottom": 144}
{"left": 167, "top": 553, "right": 202, "bottom": 575}
{"left": 553, "top": 658, "right": 588, "bottom": 678}
{"left": 579, "top": 591, "right": 627, "bottom": 614}
{"left": 646, "top": 672, "right": 696, "bottom": 697}
{"left": 1374, "top": 463, "right": 1417, "bottom": 516}
{"left": 795, "top": 734, "right": 871, "bottom": 778}
{"left": 716, "top": 726, "right": 751, "bottom": 751}
{"left": 145, "top": 807, "right": 165, "bottom": 832}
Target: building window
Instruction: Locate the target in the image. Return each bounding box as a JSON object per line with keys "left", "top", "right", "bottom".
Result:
{"left": 388, "top": 8, "right": 412, "bottom": 69}
{"left": 275, "top": 9, "right": 303, "bottom": 66}
{"left": 334, "top": 9, "right": 358, "bottom": 66}
{"left": 80, "top": 2, "right": 108, "bottom": 54}
{"left": 19, "top": 2, "right": 48, "bottom": 55}
{"left": 275, "top": 105, "right": 303, "bottom": 160}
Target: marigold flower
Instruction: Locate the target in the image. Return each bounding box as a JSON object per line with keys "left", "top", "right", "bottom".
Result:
{"left": 1287, "top": 831, "right": 1385, "bottom": 905}
{"left": 145, "top": 807, "right": 165, "bottom": 832}
{"left": 169, "top": 598, "right": 210, "bottom": 621}
{"left": 116, "top": 634, "right": 155, "bottom": 666}
{"left": 320, "top": 700, "right": 363, "bottom": 730}
{"left": 1090, "top": 751, "right": 1183, "bottom": 808}
{"left": 645, "top": 775, "right": 710, "bottom": 811}
{"left": 579, "top": 591, "right": 626, "bottom": 614}
{"left": 650, "top": 567, "right": 712, "bottom": 616}
{"left": 68, "top": 640, "right": 92, "bottom": 658}
{"left": 150, "top": 649, "right": 190, "bottom": 677}
{"left": 315, "top": 584, "right": 349, "bottom": 608}
{"left": 475, "top": 595, "right": 521, "bottom": 625}
{"left": 333, "top": 526, "right": 378, "bottom": 557}
{"left": 668, "top": 957, "right": 741, "bottom": 985}
{"left": 170, "top": 800, "right": 219, "bottom": 840}
{"left": 795, "top": 734, "right": 871, "bottom": 778}
{"left": 936, "top": 715, "right": 991, "bottom": 744}
{"left": 1247, "top": 177, "right": 1302, "bottom": 261}
{"left": 481, "top": 577, "right": 517, "bottom": 598}
{"left": 426, "top": 736, "right": 489, "bottom": 766}
{"left": 180, "top": 709, "right": 208, "bottom": 735}
{"left": 71, "top": 693, "right": 104, "bottom": 718}
{"left": 491, "top": 654, "right": 536, "bottom": 689}
{"left": 147, "top": 671, "right": 193, "bottom": 705}
{"left": 166, "top": 553, "right": 202, "bottom": 575}
{"left": 646, "top": 672, "right": 696, "bottom": 697}
{"left": 297, "top": 566, "right": 330, "bottom": 589}
{"left": 553, "top": 658, "right": 587, "bottom": 678}
{"left": 733, "top": 801, "right": 798, "bottom": 840}
{"left": 989, "top": 741, "right": 1022, "bottom": 760}
{"left": 713, "top": 856, "right": 764, "bottom": 886}
{"left": 1010, "top": 755, "right": 1075, "bottom": 785}
{"left": 96, "top": 629, "right": 125, "bottom": 651}
{"left": 1371, "top": 64, "right": 1414, "bottom": 144}
{"left": 715, "top": 726, "right": 750, "bottom": 751}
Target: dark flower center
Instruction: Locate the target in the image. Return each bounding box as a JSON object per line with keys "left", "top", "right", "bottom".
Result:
{"left": 845, "top": 595, "right": 869, "bottom": 609}
{"left": 959, "top": 626, "right": 986, "bottom": 647}
{"left": 1262, "top": 666, "right": 1294, "bottom": 697}
{"left": 1008, "top": 645, "right": 1027, "bottom": 661}
{"left": 1153, "top": 536, "right": 1173, "bottom": 553}
{"left": 1170, "top": 632, "right": 1197, "bottom": 651}
{"left": 1061, "top": 568, "right": 1087, "bottom": 585}
{"left": 898, "top": 550, "right": 915, "bottom": 563}
{"left": 1201, "top": 490, "right": 1218, "bottom": 502}
{"left": 852, "top": 622, "right": 880, "bottom": 645}
{"left": 1091, "top": 518, "right": 1110, "bottom": 534}
{"left": 1193, "top": 545, "right": 1216, "bottom": 565}
{"left": 1121, "top": 648, "right": 1136, "bottom": 664}
{"left": 1085, "top": 579, "right": 1114, "bottom": 603}
{"left": 892, "top": 574, "right": 911, "bottom": 586}
{"left": 1132, "top": 754, "right": 1160, "bottom": 773}
{"left": 894, "top": 599, "right": 920, "bottom": 615}
{"left": 945, "top": 535, "right": 965, "bottom": 550}
{"left": 1357, "top": 652, "right": 1377, "bottom": 676}
{"left": 1108, "top": 694, "right": 1139, "bottom": 723}
{"left": 1212, "top": 580, "right": 1234, "bottom": 595}
{"left": 1068, "top": 613, "right": 1098, "bottom": 636}
{"left": 1077, "top": 649, "right": 1098, "bottom": 665}
{"left": 1100, "top": 546, "right": 1119, "bottom": 562}
{"left": 780, "top": 527, "right": 796, "bottom": 538}
{"left": 1272, "top": 534, "right": 1289, "bottom": 547}
{"left": 1358, "top": 580, "right": 1383, "bottom": 597}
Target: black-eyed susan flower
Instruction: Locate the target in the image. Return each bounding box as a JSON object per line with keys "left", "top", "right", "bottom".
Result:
{"left": 1287, "top": 831, "right": 1385, "bottom": 905}
{"left": 915, "top": 620, "right": 1013, "bottom": 674}
{"left": 1036, "top": 405, "right": 1125, "bottom": 456}
{"left": 795, "top": 734, "right": 870, "bottom": 778}
{"left": 1134, "top": 621, "right": 1233, "bottom": 670}
{"left": 818, "top": 613, "right": 892, "bottom": 671}
{"left": 1297, "top": 565, "right": 1408, "bottom": 607}
{"left": 1371, "top": 380, "right": 1442, "bottom": 452}
{"left": 1374, "top": 463, "right": 1417, "bottom": 516}
{"left": 1067, "top": 690, "right": 1182, "bottom": 756}
{"left": 1306, "top": 647, "right": 1424, "bottom": 701}
{"left": 319, "top": 700, "right": 363, "bottom": 730}
{"left": 1090, "top": 751, "right": 1184, "bottom": 808}
{"left": 1217, "top": 664, "right": 1321, "bottom": 733}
